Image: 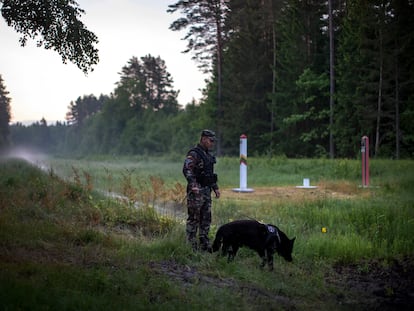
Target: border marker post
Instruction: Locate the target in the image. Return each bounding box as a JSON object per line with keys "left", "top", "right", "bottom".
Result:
{"left": 233, "top": 134, "right": 254, "bottom": 193}
{"left": 361, "top": 136, "right": 370, "bottom": 188}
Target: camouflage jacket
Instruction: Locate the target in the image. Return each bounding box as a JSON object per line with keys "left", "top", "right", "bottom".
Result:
{"left": 182, "top": 144, "right": 218, "bottom": 191}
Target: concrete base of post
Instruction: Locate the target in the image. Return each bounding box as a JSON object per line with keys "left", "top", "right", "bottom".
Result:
{"left": 296, "top": 178, "right": 317, "bottom": 189}
{"left": 232, "top": 187, "right": 254, "bottom": 193}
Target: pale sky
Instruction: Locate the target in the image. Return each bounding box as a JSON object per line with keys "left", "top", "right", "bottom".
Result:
{"left": 0, "top": 0, "right": 208, "bottom": 124}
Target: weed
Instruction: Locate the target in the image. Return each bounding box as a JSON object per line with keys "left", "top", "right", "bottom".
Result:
{"left": 1, "top": 157, "right": 413, "bottom": 310}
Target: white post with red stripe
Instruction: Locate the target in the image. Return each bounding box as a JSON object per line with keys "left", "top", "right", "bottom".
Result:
{"left": 361, "top": 136, "right": 370, "bottom": 187}
{"left": 233, "top": 134, "right": 254, "bottom": 193}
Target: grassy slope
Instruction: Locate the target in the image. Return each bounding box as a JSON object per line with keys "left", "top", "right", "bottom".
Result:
{"left": 1, "top": 157, "right": 413, "bottom": 310}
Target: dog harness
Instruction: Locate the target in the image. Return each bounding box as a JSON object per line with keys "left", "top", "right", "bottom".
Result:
{"left": 266, "top": 225, "right": 281, "bottom": 244}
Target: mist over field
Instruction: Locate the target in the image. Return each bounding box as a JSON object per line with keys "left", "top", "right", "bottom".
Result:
{"left": 1, "top": 147, "right": 50, "bottom": 170}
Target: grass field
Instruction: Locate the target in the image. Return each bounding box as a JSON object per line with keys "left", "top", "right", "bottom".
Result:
{"left": 1, "top": 154, "right": 413, "bottom": 310}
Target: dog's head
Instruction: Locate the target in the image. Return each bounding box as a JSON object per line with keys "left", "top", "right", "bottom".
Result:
{"left": 266, "top": 225, "right": 295, "bottom": 262}
{"left": 278, "top": 236, "right": 295, "bottom": 262}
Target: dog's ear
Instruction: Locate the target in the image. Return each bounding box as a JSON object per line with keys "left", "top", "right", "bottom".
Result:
{"left": 291, "top": 237, "right": 296, "bottom": 242}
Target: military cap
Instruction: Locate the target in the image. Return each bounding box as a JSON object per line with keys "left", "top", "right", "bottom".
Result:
{"left": 201, "top": 129, "right": 216, "bottom": 141}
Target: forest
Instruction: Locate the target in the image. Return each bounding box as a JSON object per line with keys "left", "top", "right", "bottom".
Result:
{"left": 1, "top": 0, "right": 413, "bottom": 158}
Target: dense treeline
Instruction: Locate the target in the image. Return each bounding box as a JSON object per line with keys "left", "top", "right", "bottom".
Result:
{"left": 3, "top": 0, "right": 414, "bottom": 158}
{"left": 0, "top": 75, "right": 12, "bottom": 151}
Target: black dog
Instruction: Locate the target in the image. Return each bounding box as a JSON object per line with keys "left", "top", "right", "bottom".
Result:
{"left": 212, "top": 220, "right": 295, "bottom": 270}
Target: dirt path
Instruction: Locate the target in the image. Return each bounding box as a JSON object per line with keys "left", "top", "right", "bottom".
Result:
{"left": 220, "top": 181, "right": 369, "bottom": 202}
{"left": 148, "top": 256, "right": 414, "bottom": 310}
{"left": 327, "top": 257, "right": 414, "bottom": 310}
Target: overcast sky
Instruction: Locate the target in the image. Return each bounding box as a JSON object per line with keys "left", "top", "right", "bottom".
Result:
{"left": 0, "top": 0, "right": 208, "bottom": 124}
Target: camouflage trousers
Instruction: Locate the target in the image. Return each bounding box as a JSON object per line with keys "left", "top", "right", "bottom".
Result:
{"left": 186, "top": 187, "right": 212, "bottom": 251}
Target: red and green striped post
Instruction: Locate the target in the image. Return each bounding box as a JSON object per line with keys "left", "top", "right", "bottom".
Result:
{"left": 361, "top": 136, "right": 370, "bottom": 187}
{"left": 233, "top": 134, "right": 253, "bottom": 192}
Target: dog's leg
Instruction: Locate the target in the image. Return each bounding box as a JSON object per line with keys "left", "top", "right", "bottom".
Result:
{"left": 212, "top": 237, "right": 221, "bottom": 253}
{"left": 232, "top": 245, "right": 239, "bottom": 256}
{"left": 258, "top": 250, "right": 266, "bottom": 268}
{"left": 267, "top": 252, "right": 274, "bottom": 271}
{"left": 261, "top": 249, "right": 273, "bottom": 271}
{"left": 227, "top": 245, "right": 235, "bottom": 262}
{"left": 221, "top": 242, "right": 233, "bottom": 263}
{"left": 260, "top": 257, "right": 266, "bottom": 268}
{"left": 221, "top": 242, "right": 229, "bottom": 257}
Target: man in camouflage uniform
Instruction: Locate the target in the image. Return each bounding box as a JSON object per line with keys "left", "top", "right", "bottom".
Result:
{"left": 182, "top": 129, "right": 221, "bottom": 251}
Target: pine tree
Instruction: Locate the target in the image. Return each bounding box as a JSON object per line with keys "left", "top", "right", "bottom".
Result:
{"left": 0, "top": 74, "right": 12, "bottom": 152}
{"left": 273, "top": 0, "right": 328, "bottom": 156}
{"left": 168, "top": 0, "right": 229, "bottom": 155}
{"left": 115, "top": 55, "right": 179, "bottom": 114}
{"left": 66, "top": 95, "right": 104, "bottom": 127}
{"left": 78, "top": 55, "right": 180, "bottom": 155}
{"left": 389, "top": 0, "right": 414, "bottom": 158}
{"left": 335, "top": 0, "right": 411, "bottom": 158}
{"left": 218, "top": 0, "right": 275, "bottom": 154}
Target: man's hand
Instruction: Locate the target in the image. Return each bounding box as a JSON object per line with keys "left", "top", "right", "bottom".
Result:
{"left": 191, "top": 183, "right": 200, "bottom": 194}
{"left": 214, "top": 189, "right": 221, "bottom": 198}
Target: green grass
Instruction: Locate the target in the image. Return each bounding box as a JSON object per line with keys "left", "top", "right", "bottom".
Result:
{"left": 1, "top": 156, "right": 413, "bottom": 310}
{"left": 46, "top": 155, "right": 414, "bottom": 189}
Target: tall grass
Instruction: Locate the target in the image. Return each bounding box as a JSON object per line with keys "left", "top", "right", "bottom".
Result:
{"left": 41, "top": 156, "right": 414, "bottom": 261}
{"left": 37, "top": 156, "right": 414, "bottom": 262}
{"left": 1, "top": 156, "right": 413, "bottom": 310}
{"left": 47, "top": 156, "right": 413, "bottom": 188}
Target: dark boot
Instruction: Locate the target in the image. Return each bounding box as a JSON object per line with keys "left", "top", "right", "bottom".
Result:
{"left": 187, "top": 230, "right": 198, "bottom": 251}
{"left": 188, "top": 239, "right": 198, "bottom": 252}
{"left": 200, "top": 237, "right": 212, "bottom": 253}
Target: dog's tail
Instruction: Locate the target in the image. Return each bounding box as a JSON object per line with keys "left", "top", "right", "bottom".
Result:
{"left": 212, "top": 228, "right": 223, "bottom": 252}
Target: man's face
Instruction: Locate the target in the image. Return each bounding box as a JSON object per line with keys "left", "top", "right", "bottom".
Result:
{"left": 201, "top": 136, "right": 215, "bottom": 150}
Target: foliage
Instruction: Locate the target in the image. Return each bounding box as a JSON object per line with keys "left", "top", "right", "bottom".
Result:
{"left": 5, "top": 0, "right": 414, "bottom": 158}
{"left": 0, "top": 74, "right": 12, "bottom": 152}
{"left": 0, "top": 0, "right": 99, "bottom": 73}
{"left": 10, "top": 120, "right": 67, "bottom": 154}
{"left": 335, "top": 0, "right": 414, "bottom": 158}
{"left": 66, "top": 94, "right": 107, "bottom": 126}
{"left": 0, "top": 157, "right": 413, "bottom": 310}
{"left": 167, "top": 0, "right": 229, "bottom": 74}
{"left": 116, "top": 55, "right": 179, "bottom": 113}
{"left": 283, "top": 68, "right": 330, "bottom": 157}
{"left": 31, "top": 54, "right": 181, "bottom": 156}
{"left": 217, "top": 0, "right": 276, "bottom": 155}
{"left": 168, "top": 0, "right": 230, "bottom": 155}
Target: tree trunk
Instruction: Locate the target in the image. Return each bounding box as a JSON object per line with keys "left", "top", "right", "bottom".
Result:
{"left": 328, "top": 0, "right": 335, "bottom": 159}
{"left": 375, "top": 43, "right": 383, "bottom": 157}
{"left": 214, "top": 0, "right": 224, "bottom": 156}
{"left": 375, "top": 7, "right": 385, "bottom": 157}
{"left": 266, "top": 0, "right": 277, "bottom": 155}
{"left": 395, "top": 59, "right": 400, "bottom": 159}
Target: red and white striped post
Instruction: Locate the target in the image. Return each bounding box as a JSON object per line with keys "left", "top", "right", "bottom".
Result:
{"left": 361, "top": 136, "right": 370, "bottom": 187}
{"left": 233, "top": 134, "right": 254, "bottom": 193}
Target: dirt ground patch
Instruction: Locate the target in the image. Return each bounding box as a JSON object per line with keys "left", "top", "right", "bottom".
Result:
{"left": 151, "top": 257, "right": 414, "bottom": 310}
{"left": 327, "top": 257, "right": 414, "bottom": 310}
{"left": 221, "top": 181, "right": 368, "bottom": 203}
{"left": 150, "top": 260, "right": 296, "bottom": 309}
